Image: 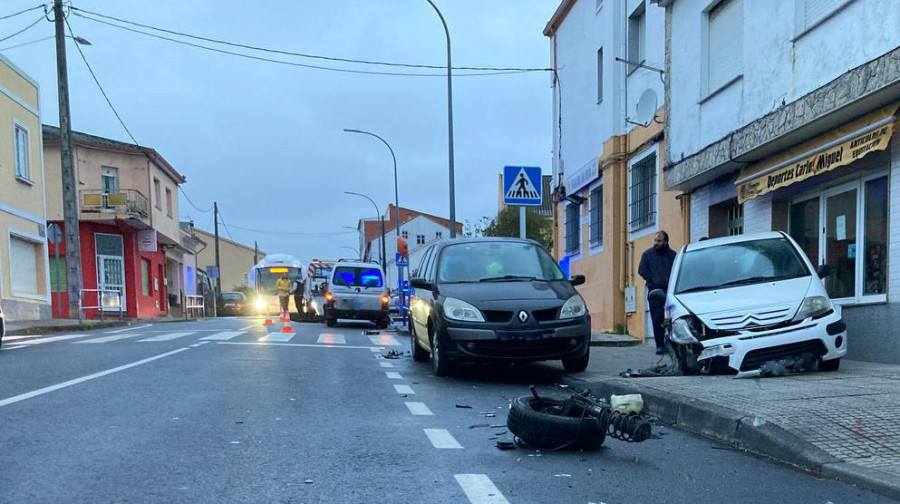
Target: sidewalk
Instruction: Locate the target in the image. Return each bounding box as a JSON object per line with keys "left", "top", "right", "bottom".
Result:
{"left": 565, "top": 342, "right": 900, "bottom": 499}
{"left": 4, "top": 316, "right": 196, "bottom": 335}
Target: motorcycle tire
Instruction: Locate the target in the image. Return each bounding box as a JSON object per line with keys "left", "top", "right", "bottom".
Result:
{"left": 507, "top": 395, "right": 606, "bottom": 450}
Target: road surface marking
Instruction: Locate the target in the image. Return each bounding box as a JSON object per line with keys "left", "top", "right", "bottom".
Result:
{"left": 385, "top": 371, "right": 402, "bottom": 379}
{"left": 104, "top": 324, "right": 151, "bottom": 334}
{"left": 405, "top": 402, "right": 433, "bottom": 415}
{"left": 317, "top": 333, "right": 346, "bottom": 345}
{"left": 3, "top": 334, "right": 45, "bottom": 341}
{"left": 239, "top": 324, "right": 258, "bottom": 331}
{"left": 258, "top": 332, "right": 295, "bottom": 342}
{"left": 379, "top": 362, "right": 393, "bottom": 368}
{"left": 189, "top": 341, "right": 211, "bottom": 348}
{"left": 217, "top": 342, "right": 372, "bottom": 350}
{"left": 424, "top": 429, "right": 462, "bottom": 449}
{"left": 198, "top": 331, "right": 245, "bottom": 341}
{"left": 76, "top": 333, "right": 145, "bottom": 344}
{"left": 0, "top": 347, "right": 191, "bottom": 408}
{"left": 138, "top": 332, "right": 196, "bottom": 342}
{"left": 369, "top": 347, "right": 383, "bottom": 352}
{"left": 16, "top": 334, "right": 94, "bottom": 345}
{"left": 454, "top": 474, "right": 509, "bottom": 504}
{"left": 368, "top": 335, "right": 402, "bottom": 346}
{"left": 394, "top": 384, "right": 415, "bottom": 395}
{"left": 1, "top": 345, "right": 26, "bottom": 350}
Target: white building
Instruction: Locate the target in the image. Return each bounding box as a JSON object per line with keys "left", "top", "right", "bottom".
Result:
{"left": 659, "top": 0, "right": 900, "bottom": 363}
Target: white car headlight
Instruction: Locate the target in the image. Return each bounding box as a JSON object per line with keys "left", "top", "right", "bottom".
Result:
{"left": 670, "top": 317, "right": 699, "bottom": 344}
{"left": 254, "top": 297, "right": 266, "bottom": 310}
{"left": 559, "top": 295, "right": 586, "bottom": 319}
{"left": 443, "top": 297, "right": 485, "bottom": 322}
{"left": 792, "top": 296, "right": 832, "bottom": 322}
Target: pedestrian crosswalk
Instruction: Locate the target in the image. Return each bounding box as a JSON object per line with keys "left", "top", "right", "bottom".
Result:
{"left": 138, "top": 332, "right": 196, "bottom": 342}
{"left": 198, "top": 331, "right": 245, "bottom": 341}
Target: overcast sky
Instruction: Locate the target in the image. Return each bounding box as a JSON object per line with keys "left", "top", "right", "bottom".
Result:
{"left": 1, "top": 0, "right": 555, "bottom": 261}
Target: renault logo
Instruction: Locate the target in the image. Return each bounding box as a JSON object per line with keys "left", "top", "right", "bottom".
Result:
{"left": 518, "top": 310, "right": 528, "bottom": 323}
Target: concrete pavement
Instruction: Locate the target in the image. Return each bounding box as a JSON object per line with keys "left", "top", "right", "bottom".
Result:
{"left": 563, "top": 341, "right": 900, "bottom": 500}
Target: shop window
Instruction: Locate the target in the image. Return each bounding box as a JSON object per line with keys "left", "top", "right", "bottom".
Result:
{"left": 49, "top": 256, "right": 67, "bottom": 292}
{"left": 709, "top": 198, "right": 743, "bottom": 238}
{"left": 629, "top": 152, "right": 657, "bottom": 231}
{"left": 565, "top": 202, "right": 581, "bottom": 255}
{"left": 10, "top": 235, "right": 40, "bottom": 296}
{"left": 589, "top": 185, "right": 603, "bottom": 246}
{"left": 788, "top": 174, "right": 888, "bottom": 302}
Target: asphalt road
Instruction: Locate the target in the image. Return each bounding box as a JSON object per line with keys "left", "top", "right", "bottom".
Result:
{"left": 0, "top": 317, "right": 894, "bottom": 503}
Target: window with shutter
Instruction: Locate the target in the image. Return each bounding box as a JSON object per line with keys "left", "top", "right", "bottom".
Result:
{"left": 565, "top": 203, "right": 581, "bottom": 254}
{"left": 589, "top": 185, "right": 603, "bottom": 246}
{"left": 627, "top": 4, "right": 646, "bottom": 74}
{"left": 707, "top": 0, "right": 743, "bottom": 92}
{"left": 800, "top": 0, "right": 849, "bottom": 32}
{"left": 10, "top": 236, "right": 39, "bottom": 295}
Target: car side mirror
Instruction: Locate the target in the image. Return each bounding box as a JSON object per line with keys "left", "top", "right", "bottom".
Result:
{"left": 570, "top": 274, "right": 586, "bottom": 286}
{"left": 817, "top": 264, "right": 832, "bottom": 279}
{"left": 409, "top": 278, "right": 434, "bottom": 291}
{"left": 648, "top": 289, "right": 667, "bottom": 302}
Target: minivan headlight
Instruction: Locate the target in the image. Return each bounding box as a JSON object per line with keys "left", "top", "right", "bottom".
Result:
{"left": 443, "top": 297, "right": 485, "bottom": 322}
{"left": 559, "top": 295, "right": 586, "bottom": 319}
{"left": 792, "top": 296, "right": 832, "bottom": 321}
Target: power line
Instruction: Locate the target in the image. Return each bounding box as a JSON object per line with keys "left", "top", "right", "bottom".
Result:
{"left": 71, "top": 12, "right": 547, "bottom": 78}
{"left": 71, "top": 6, "right": 549, "bottom": 73}
{"left": 223, "top": 223, "right": 358, "bottom": 237}
{"left": 215, "top": 208, "right": 236, "bottom": 242}
{"left": 178, "top": 186, "right": 212, "bottom": 213}
{"left": 0, "top": 34, "right": 53, "bottom": 51}
{"left": 0, "top": 14, "right": 46, "bottom": 43}
{"left": 0, "top": 4, "right": 45, "bottom": 22}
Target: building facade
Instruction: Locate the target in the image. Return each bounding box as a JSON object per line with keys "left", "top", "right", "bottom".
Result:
{"left": 0, "top": 56, "right": 50, "bottom": 323}
{"left": 193, "top": 228, "right": 263, "bottom": 293}
{"left": 43, "top": 126, "right": 187, "bottom": 319}
{"left": 659, "top": 0, "right": 900, "bottom": 363}
{"left": 545, "top": 0, "right": 686, "bottom": 338}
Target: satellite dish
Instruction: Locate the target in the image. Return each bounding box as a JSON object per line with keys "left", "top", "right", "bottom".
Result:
{"left": 634, "top": 89, "right": 658, "bottom": 126}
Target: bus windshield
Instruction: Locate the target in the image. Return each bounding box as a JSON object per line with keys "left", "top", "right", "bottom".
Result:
{"left": 255, "top": 267, "right": 301, "bottom": 294}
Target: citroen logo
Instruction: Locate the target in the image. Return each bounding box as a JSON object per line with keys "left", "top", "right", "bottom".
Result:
{"left": 518, "top": 310, "right": 528, "bottom": 323}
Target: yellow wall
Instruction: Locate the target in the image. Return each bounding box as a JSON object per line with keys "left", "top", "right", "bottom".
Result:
{"left": 0, "top": 56, "right": 49, "bottom": 317}
{"left": 149, "top": 162, "right": 180, "bottom": 243}
{"left": 194, "top": 228, "right": 263, "bottom": 292}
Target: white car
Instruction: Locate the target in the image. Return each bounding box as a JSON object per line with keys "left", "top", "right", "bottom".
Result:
{"left": 323, "top": 260, "right": 390, "bottom": 329}
{"left": 650, "top": 231, "right": 847, "bottom": 377}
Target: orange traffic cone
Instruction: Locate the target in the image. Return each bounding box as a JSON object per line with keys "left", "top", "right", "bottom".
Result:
{"left": 263, "top": 317, "right": 273, "bottom": 325}
{"left": 279, "top": 310, "right": 290, "bottom": 323}
{"left": 280, "top": 320, "right": 293, "bottom": 333}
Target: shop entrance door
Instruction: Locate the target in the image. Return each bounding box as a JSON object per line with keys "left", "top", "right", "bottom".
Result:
{"left": 95, "top": 233, "right": 126, "bottom": 312}
{"left": 822, "top": 187, "right": 858, "bottom": 300}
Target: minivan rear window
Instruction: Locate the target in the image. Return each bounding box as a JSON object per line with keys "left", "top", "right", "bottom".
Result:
{"left": 333, "top": 267, "right": 383, "bottom": 288}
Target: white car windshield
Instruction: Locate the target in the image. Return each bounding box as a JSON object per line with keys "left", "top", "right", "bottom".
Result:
{"left": 438, "top": 241, "right": 565, "bottom": 283}
{"left": 332, "top": 266, "right": 383, "bottom": 288}
{"left": 675, "top": 238, "right": 810, "bottom": 294}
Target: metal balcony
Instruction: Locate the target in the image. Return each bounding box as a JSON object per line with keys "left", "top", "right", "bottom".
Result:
{"left": 80, "top": 189, "right": 151, "bottom": 228}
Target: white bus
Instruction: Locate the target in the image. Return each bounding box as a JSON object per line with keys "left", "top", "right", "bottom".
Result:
{"left": 248, "top": 254, "right": 304, "bottom": 315}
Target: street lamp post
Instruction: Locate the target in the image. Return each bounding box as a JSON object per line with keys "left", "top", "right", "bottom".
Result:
{"left": 344, "top": 191, "right": 386, "bottom": 271}
{"left": 339, "top": 246, "right": 361, "bottom": 260}
{"left": 342, "top": 225, "right": 366, "bottom": 260}
{"left": 425, "top": 0, "right": 456, "bottom": 238}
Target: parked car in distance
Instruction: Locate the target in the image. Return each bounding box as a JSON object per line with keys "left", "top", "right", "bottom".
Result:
{"left": 324, "top": 260, "right": 390, "bottom": 329}
{"left": 0, "top": 300, "right": 5, "bottom": 347}
{"left": 216, "top": 291, "right": 248, "bottom": 316}
{"left": 649, "top": 231, "right": 847, "bottom": 376}
{"left": 408, "top": 237, "right": 591, "bottom": 377}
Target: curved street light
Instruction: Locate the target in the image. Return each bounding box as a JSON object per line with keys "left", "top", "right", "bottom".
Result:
{"left": 344, "top": 191, "right": 386, "bottom": 270}
{"left": 339, "top": 246, "right": 361, "bottom": 260}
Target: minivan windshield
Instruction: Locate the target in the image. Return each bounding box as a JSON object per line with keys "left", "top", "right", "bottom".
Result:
{"left": 437, "top": 241, "right": 565, "bottom": 283}
{"left": 333, "top": 266, "right": 383, "bottom": 288}
{"left": 675, "top": 237, "right": 810, "bottom": 294}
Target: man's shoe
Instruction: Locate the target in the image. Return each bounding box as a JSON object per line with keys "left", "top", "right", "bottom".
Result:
{"left": 655, "top": 346, "right": 667, "bottom": 355}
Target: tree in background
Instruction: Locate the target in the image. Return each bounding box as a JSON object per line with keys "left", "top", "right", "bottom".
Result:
{"left": 482, "top": 208, "right": 553, "bottom": 250}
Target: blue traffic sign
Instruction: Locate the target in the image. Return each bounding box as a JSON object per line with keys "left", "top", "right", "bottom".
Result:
{"left": 503, "top": 166, "right": 542, "bottom": 206}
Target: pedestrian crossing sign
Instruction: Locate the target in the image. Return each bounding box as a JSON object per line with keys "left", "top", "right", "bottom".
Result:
{"left": 503, "top": 166, "right": 542, "bottom": 206}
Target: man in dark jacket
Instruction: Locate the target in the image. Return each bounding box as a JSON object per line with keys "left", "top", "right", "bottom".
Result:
{"left": 639, "top": 231, "right": 677, "bottom": 355}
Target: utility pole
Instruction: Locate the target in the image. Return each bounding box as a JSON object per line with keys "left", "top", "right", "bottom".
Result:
{"left": 253, "top": 241, "right": 259, "bottom": 265}
{"left": 54, "top": 0, "right": 83, "bottom": 319}
{"left": 214, "top": 202, "right": 221, "bottom": 294}
{"left": 379, "top": 216, "right": 387, "bottom": 271}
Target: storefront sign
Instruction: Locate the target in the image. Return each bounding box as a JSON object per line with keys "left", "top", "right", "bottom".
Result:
{"left": 137, "top": 229, "right": 157, "bottom": 252}
{"left": 736, "top": 104, "right": 899, "bottom": 203}
{"left": 564, "top": 156, "right": 599, "bottom": 195}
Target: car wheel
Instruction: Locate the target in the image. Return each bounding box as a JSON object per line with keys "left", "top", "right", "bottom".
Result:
{"left": 410, "top": 320, "right": 429, "bottom": 362}
{"left": 561, "top": 350, "right": 590, "bottom": 373}
{"left": 820, "top": 358, "right": 840, "bottom": 372}
{"left": 375, "top": 317, "right": 390, "bottom": 330}
{"left": 430, "top": 321, "right": 453, "bottom": 377}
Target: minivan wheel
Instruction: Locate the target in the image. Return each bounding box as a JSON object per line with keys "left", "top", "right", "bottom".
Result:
{"left": 430, "top": 323, "right": 453, "bottom": 377}
{"left": 561, "top": 351, "right": 589, "bottom": 373}
{"left": 410, "top": 321, "right": 429, "bottom": 362}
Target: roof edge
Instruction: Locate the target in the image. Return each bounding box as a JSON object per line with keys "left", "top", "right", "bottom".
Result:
{"left": 543, "top": 0, "right": 576, "bottom": 37}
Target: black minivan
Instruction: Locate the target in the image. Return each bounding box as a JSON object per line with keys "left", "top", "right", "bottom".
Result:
{"left": 408, "top": 238, "right": 590, "bottom": 376}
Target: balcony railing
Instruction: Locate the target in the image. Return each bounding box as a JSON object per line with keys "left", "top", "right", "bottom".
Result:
{"left": 81, "top": 189, "right": 149, "bottom": 218}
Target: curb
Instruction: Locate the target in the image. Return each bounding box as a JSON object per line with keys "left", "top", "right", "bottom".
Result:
{"left": 590, "top": 338, "right": 641, "bottom": 347}
{"left": 559, "top": 374, "right": 900, "bottom": 500}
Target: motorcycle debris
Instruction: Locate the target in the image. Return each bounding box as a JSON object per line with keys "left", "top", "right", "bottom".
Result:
{"left": 383, "top": 350, "right": 404, "bottom": 359}
{"left": 495, "top": 441, "right": 516, "bottom": 450}
{"left": 455, "top": 404, "right": 473, "bottom": 409}
{"left": 469, "top": 424, "right": 491, "bottom": 429}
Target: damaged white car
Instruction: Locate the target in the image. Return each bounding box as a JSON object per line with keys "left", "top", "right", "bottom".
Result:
{"left": 649, "top": 232, "right": 847, "bottom": 378}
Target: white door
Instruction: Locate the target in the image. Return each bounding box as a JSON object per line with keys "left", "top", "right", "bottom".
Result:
{"left": 95, "top": 234, "right": 126, "bottom": 311}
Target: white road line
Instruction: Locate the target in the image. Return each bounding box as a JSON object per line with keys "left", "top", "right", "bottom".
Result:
{"left": 379, "top": 362, "right": 393, "bottom": 368}
{"left": 239, "top": 324, "right": 259, "bottom": 331}
{"left": 1, "top": 345, "right": 26, "bottom": 351}
{"left": 405, "top": 402, "right": 433, "bottom": 415}
{"left": 16, "top": 334, "right": 95, "bottom": 346}
{"left": 317, "top": 333, "right": 346, "bottom": 344}
{"left": 2, "top": 334, "right": 45, "bottom": 341}
{"left": 138, "top": 332, "right": 196, "bottom": 342}
{"left": 369, "top": 347, "right": 383, "bottom": 353}
{"left": 394, "top": 384, "right": 415, "bottom": 395}
{"left": 217, "top": 342, "right": 373, "bottom": 350}
{"left": 103, "top": 324, "right": 151, "bottom": 334}
{"left": 198, "top": 331, "right": 245, "bottom": 341}
{"left": 189, "top": 341, "right": 211, "bottom": 348}
{"left": 454, "top": 474, "right": 509, "bottom": 504}
{"left": 368, "top": 335, "right": 402, "bottom": 346}
{"left": 385, "top": 371, "right": 402, "bottom": 379}
{"left": 258, "top": 332, "right": 295, "bottom": 342}
{"left": 0, "top": 347, "right": 191, "bottom": 408}
{"left": 76, "top": 333, "right": 144, "bottom": 344}
{"left": 424, "top": 429, "right": 462, "bottom": 449}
